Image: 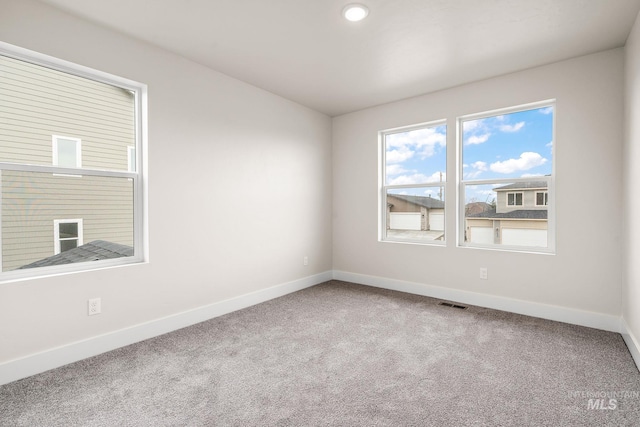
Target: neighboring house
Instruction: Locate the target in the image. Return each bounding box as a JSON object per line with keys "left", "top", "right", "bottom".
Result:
{"left": 386, "top": 194, "right": 445, "bottom": 231}
{"left": 0, "top": 55, "right": 135, "bottom": 270}
{"left": 18, "top": 240, "right": 133, "bottom": 269}
{"left": 465, "top": 181, "right": 548, "bottom": 247}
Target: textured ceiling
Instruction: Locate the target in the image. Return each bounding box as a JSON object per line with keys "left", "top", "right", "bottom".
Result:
{"left": 38, "top": 0, "right": 640, "bottom": 116}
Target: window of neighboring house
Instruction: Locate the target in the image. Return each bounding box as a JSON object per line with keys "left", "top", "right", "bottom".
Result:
{"left": 54, "top": 219, "right": 83, "bottom": 254}
{"left": 380, "top": 121, "right": 447, "bottom": 244}
{"left": 460, "top": 101, "right": 555, "bottom": 252}
{"left": 507, "top": 192, "right": 523, "bottom": 206}
{"left": 53, "top": 136, "right": 81, "bottom": 168}
{"left": 536, "top": 191, "right": 548, "bottom": 206}
{"left": 0, "top": 42, "right": 147, "bottom": 279}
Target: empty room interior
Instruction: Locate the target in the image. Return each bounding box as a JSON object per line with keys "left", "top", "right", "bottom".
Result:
{"left": 2, "top": 0, "right": 640, "bottom": 425}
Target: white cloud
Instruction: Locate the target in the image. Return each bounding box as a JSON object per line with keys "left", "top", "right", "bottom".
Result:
{"left": 499, "top": 121, "right": 525, "bottom": 133}
{"left": 466, "top": 133, "right": 491, "bottom": 145}
{"left": 463, "top": 119, "right": 486, "bottom": 133}
{"left": 546, "top": 141, "right": 553, "bottom": 147}
{"left": 539, "top": 107, "right": 553, "bottom": 115}
{"left": 386, "top": 147, "right": 414, "bottom": 163}
{"left": 490, "top": 152, "right": 547, "bottom": 174}
{"left": 385, "top": 164, "right": 408, "bottom": 176}
{"left": 385, "top": 127, "right": 445, "bottom": 162}
{"left": 388, "top": 171, "right": 445, "bottom": 186}
{"left": 471, "top": 161, "right": 488, "bottom": 171}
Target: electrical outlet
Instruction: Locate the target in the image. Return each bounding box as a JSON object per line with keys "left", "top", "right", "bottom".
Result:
{"left": 88, "top": 298, "right": 101, "bottom": 316}
{"left": 479, "top": 268, "right": 488, "bottom": 280}
{"left": 303, "top": 256, "right": 309, "bottom": 266}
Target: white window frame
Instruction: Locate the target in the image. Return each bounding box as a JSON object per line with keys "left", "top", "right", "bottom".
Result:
{"left": 457, "top": 100, "right": 556, "bottom": 254}
{"left": 54, "top": 219, "right": 84, "bottom": 254}
{"left": 379, "top": 120, "right": 447, "bottom": 246}
{"left": 535, "top": 191, "right": 549, "bottom": 206}
{"left": 52, "top": 135, "right": 82, "bottom": 168}
{"left": 0, "top": 41, "right": 148, "bottom": 282}
{"left": 507, "top": 192, "right": 523, "bottom": 206}
{"left": 127, "top": 146, "right": 136, "bottom": 172}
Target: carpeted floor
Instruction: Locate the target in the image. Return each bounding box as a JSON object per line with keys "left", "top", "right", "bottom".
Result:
{"left": 1, "top": 281, "right": 639, "bottom": 426}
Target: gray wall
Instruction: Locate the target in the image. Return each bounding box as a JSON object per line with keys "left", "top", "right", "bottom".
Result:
{"left": 624, "top": 10, "right": 640, "bottom": 361}
{"left": 0, "top": 0, "right": 333, "bottom": 363}
{"left": 333, "top": 48, "right": 623, "bottom": 316}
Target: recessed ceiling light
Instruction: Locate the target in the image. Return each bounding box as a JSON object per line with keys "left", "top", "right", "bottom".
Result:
{"left": 343, "top": 4, "right": 369, "bottom": 22}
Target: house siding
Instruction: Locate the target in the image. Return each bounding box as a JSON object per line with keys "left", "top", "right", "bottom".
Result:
{"left": 0, "top": 55, "right": 135, "bottom": 170}
{"left": 0, "top": 55, "right": 135, "bottom": 271}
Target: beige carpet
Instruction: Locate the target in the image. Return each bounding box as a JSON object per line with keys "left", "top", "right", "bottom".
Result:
{"left": 1, "top": 281, "right": 639, "bottom": 426}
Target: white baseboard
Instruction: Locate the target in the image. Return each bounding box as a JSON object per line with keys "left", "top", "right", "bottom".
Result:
{"left": 621, "top": 320, "right": 640, "bottom": 372}
{"left": 332, "top": 270, "right": 622, "bottom": 333}
{"left": 0, "top": 271, "right": 333, "bottom": 386}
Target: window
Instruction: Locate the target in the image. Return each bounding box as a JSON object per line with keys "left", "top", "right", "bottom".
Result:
{"left": 460, "top": 101, "right": 555, "bottom": 252}
{"left": 54, "top": 219, "right": 83, "bottom": 254}
{"left": 380, "top": 121, "right": 446, "bottom": 244}
{"left": 0, "top": 42, "right": 147, "bottom": 279}
{"left": 507, "top": 192, "right": 523, "bottom": 206}
{"left": 536, "top": 191, "right": 548, "bottom": 206}
{"left": 53, "top": 136, "right": 81, "bottom": 168}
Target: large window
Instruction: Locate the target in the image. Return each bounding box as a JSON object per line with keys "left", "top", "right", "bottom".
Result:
{"left": 460, "top": 102, "right": 555, "bottom": 252}
{"left": 380, "top": 121, "right": 446, "bottom": 244}
{"left": 0, "top": 42, "right": 147, "bottom": 280}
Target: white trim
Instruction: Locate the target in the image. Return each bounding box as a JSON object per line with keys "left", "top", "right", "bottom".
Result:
{"left": 127, "top": 146, "right": 136, "bottom": 172}
{"left": 53, "top": 219, "right": 84, "bottom": 254}
{"left": 621, "top": 319, "right": 640, "bottom": 372}
{"left": 0, "top": 271, "right": 333, "bottom": 386}
{"left": 332, "top": 270, "right": 622, "bottom": 333}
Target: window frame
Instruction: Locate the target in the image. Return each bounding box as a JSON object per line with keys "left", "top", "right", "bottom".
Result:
{"left": 54, "top": 219, "right": 84, "bottom": 254}
{"left": 379, "top": 120, "right": 447, "bottom": 246}
{"left": 457, "top": 100, "right": 556, "bottom": 254}
{"left": 507, "top": 192, "right": 524, "bottom": 207}
{"left": 0, "top": 41, "right": 148, "bottom": 282}
{"left": 535, "top": 191, "right": 549, "bottom": 206}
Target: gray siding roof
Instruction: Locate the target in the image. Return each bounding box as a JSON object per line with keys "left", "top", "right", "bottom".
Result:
{"left": 493, "top": 181, "right": 548, "bottom": 191}
{"left": 18, "top": 240, "right": 133, "bottom": 269}
{"left": 388, "top": 194, "right": 445, "bottom": 209}
{"left": 466, "top": 209, "right": 548, "bottom": 220}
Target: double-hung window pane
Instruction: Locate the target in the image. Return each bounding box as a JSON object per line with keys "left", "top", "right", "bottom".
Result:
{"left": 460, "top": 103, "right": 555, "bottom": 251}
{"left": 0, "top": 47, "right": 145, "bottom": 277}
{"left": 381, "top": 122, "right": 446, "bottom": 244}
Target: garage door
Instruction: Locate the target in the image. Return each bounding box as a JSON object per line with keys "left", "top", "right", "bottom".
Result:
{"left": 428, "top": 212, "right": 444, "bottom": 231}
{"left": 389, "top": 213, "right": 421, "bottom": 230}
{"left": 470, "top": 227, "right": 493, "bottom": 244}
{"left": 502, "top": 229, "right": 547, "bottom": 247}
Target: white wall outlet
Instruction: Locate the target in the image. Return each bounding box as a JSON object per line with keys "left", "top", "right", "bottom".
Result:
{"left": 479, "top": 268, "right": 488, "bottom": 280}
{"left": 88, "top": 298, "right": 101, "bottom": 316}
{"left": 303, "top": 256, "right": 309, "bottom": 266}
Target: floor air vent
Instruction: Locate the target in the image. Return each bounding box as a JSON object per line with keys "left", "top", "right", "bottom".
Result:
{"left": 438, "top": 302, "right": 468, "bottom": 310}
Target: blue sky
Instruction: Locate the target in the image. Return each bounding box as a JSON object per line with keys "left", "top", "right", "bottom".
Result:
{"left": 385, "top": 106, "right": 553, "bottom": 202}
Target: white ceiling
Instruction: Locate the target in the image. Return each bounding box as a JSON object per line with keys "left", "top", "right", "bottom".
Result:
{"left": 39, "top": 0, "right": 640, "bottom": 116}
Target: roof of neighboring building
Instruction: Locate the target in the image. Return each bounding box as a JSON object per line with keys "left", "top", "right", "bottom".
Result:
{"left": 493, "top": 181, "right": 547, "bottom": 191}
{"left": 465, "top": 202, "right": 492, "bottom": 215}
{"left": 387, "top": 194, "right": 445, "bottom": 209}
{"left": 466, "top": 209, "right": 548, "bottom": 220}
{"left": 18, "top": 240, "right": 133, "bottom": 269}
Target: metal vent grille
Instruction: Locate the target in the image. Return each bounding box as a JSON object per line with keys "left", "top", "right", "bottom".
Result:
{"left": 438, "top": 301, "right": 468, "bottom": 310}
